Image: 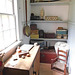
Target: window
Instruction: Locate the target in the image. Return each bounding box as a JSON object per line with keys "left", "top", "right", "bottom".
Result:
{"left": 0, "top": 0, "right": 17, "bottom": 51}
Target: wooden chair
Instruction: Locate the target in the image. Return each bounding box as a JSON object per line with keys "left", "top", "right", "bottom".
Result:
{"left": 51, "top": 49, "right": 68, "bottom": 75}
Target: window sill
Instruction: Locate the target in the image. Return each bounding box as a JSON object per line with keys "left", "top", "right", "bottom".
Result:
{"left": 1, "top": 41, "right": 22, "bottom": 62}
{"left": 2, "top": 41, "right": 22, "bottom": 53}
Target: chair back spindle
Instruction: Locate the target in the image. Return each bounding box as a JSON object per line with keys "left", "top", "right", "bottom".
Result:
{"left": 58, "top": 50, "right": 68, "bottom": 63}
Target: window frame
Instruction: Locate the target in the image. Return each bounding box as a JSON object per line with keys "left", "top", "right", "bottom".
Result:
{"left": 0, "top": 0, "right": 18, "bottom": 51}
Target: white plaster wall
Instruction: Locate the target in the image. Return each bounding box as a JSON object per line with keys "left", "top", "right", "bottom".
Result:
{"left": 37, "top": 23, "right": 68, "bottom": 33}
{"left": 68, "top": 0, "right": 75, "bottom": 22}
{"left": 31, "top": 5, "right": 69, "bottom": 21}
{"left": 17, "top": 0, "right": 24, "bottom": 41}
{"left": 22, "top": 0, "right": 31, "bottom": 44}
{"left": 68, "top": 0, "right": 75, "bottom": 74}
{"left": 17, "top": 0, "right": 31, "bottom": 44}
{"left": 68, "top": 22, "right": 75, "bottom": 75}
{"left": 23, "top": 0, "right": 31, "bottom": 44}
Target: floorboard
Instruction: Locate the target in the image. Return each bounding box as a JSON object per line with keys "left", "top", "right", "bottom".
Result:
{"left": 39, "top": 63, "right": 68, "bottom": 75}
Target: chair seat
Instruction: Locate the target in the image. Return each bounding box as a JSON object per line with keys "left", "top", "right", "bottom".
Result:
{"left": 51, "top": 49, "right": 68, "bottom": 75}
{"left": 52, "top": 61, "right": 65, "bottom": 71}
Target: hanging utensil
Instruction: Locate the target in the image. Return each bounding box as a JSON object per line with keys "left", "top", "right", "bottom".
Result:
{"left": 23, "top": 0, "right": 31, "bottom": 37}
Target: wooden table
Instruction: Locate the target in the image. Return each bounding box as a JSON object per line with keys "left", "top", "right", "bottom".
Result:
{"left": 3, "top": 45, "right": 40, "bottom": 75}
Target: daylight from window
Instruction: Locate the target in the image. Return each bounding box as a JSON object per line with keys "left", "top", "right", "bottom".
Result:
{"left": 0, "top": 0, "right": 16, "bottom": 51}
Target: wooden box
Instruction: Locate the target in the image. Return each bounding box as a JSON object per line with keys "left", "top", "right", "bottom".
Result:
{"left": 31, "top": 30, "right": 39, "bottom": 35}
{"left": 44, "top": 33, "right": 55, "bottom": 38}
{"left": 30, "top": 34, "right": 39, "bottom": 38}
{"left": 30, "top": 24, "right": 37, "bottom": 30}
{"left": 40, "top": 50, "right": 57, "bottom": 63}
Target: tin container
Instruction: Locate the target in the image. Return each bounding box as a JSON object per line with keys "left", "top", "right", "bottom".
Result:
{"left": 63, "top": 34, "right": 67, "bottom": 39}
{"left": 56, "top": 29, "right": 68, "bottom": 35}
{"left": 56, "top": 34, "right": 62, "bottom": 39}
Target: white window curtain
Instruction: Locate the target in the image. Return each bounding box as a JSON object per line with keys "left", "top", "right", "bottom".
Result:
{"left": 0, "top": 0, "right": 16, "bottom": 51}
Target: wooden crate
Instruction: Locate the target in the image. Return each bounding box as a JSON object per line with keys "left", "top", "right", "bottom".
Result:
{"left": 31, "top": 30, "right": 39, "bottom": 35}
{"left": 30, "top": 34, "right": 39, "bottom": 38}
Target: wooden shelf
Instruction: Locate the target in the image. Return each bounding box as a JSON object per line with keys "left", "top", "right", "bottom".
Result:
{"left": 30, "top": 0, "right": 70, "bottom": 6}
{"left": 30, "top": 20, "right": 68, "bottom": 23}
{"left": 30, "top": 38, "right": 67, "bottom": 41}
